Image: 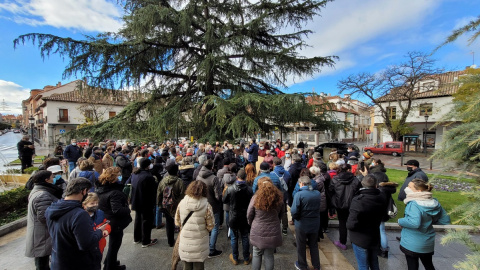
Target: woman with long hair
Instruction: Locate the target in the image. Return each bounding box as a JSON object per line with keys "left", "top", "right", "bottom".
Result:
{"left": 175, "top": 180, "right": 214, "bottom": 270}
{"left": 399, "top": 179, "right": 450, "bottom": 270}
{"left": 244, "top": 163, "right": 256, "bottom": 186}
{"left": 96, "top": 167, "right": 132, "bottom": 270}
{"left": 247, "top": 177, "right": 284, "bottom": 270}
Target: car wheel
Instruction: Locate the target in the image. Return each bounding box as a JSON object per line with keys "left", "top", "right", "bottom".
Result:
{"left": 392, "top": 152, "right": 398, "bottom": 157}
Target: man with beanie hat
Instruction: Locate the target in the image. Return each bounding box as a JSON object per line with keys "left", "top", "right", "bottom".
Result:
{"left": 157, "top": 159, "right": 185, "bottom": 247}
{"left": 130, "top": 158, "right": 158, "bottom": 248}
{"left": 252, "top": 162, "right": 282, "bottom": 194}
{"left": 397, "top": 160, "right": 428, "bottom": 202}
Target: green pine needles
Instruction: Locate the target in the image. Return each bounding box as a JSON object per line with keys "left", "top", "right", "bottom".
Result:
{"left": 14, "top": 0, "right": 338, "bottom": 142}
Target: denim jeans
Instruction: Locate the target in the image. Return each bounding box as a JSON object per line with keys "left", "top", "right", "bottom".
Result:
{"left": 68, "top": 162, "right": 76, "bottom": 174}
{"left": 230, "top": 227, "right": 250, "bottom": 261}
{"left": 209, "top": 212, "right": 221, "bottom": 252}
{"left": 352, "top": 243, "right": 380, "bottom": 270}
{"left": 379, "top": 222, "right": 388, "bottom": 250}
{"left": 155, "top": 206, "right": 163, "bottom": 227}
{"left": 225, "top": 211, "right": 230, "bottom": 231}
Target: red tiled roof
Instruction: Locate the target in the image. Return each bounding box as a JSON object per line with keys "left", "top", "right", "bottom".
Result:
{"left": 376, "top": 70, "right": 466, "bottom": 102}
{"left": 42, "top": 90, "right": 130, "bottom": 106}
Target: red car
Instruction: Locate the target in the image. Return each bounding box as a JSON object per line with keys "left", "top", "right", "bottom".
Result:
{"left": 364, "top": 141, "right": 404, "bottom": 156}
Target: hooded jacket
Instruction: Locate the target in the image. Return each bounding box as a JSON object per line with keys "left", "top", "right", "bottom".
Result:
{"left": 96, "top": 182, "right": 132, "bottom": 231}
{"left": 252, "top": 171, "right": 282, "bottom": 194}
{"left": 25, "top": 183, "right": 61, "bottom": 257}
{"left": 329, "top": 172, "right": 362, "bottom": 210}
{"left": 399, "top": 198, "right": 450, "bottom": 253}
{"left": 45, "top": 200, "right": 103, "bottom": 270}
{"left": 398, "top": 168, "right": 428, "bottom": 202}
{"left": 196, "top": 166, "right": 223, "bottom": 214}
{"left": 222, "top": 172, "right": 237, "bottom": 211}
{"left": 116, "top": 153, "right": 133, "bottom": 181}
{"left": 223, "top": 180, "right": 253, "bottom": 230}
{"left": 175, "top": 196, "right": 214, "bottom": 262}
{"left": 179, "top": 164, "right": 195, "bottom": 188}
{"left": 291, "top": 186, "right": 321, "bottom": 234}
{"left": 157, "top": 174, "right": 185, "bottom": 218}
{"left": 346, "top": 188, "right": 387, "bottom": 249}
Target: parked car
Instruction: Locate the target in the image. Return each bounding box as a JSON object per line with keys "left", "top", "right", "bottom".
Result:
{"left": 314, "top": 142, "right": 360, "bottom": 157}
{"left": 77, "top": 139, "right": 90, "bottom": 148}
{"left": 364, "top": 141, "right": 404, "bottom": 156}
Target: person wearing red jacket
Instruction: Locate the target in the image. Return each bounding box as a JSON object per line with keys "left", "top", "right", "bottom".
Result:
{"left": 83, "top": 192, "right": 111, "bottom": 266}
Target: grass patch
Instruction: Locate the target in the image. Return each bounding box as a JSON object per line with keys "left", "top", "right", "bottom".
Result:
{"left": 386, "top": 169, "right": 475, "bottom": 224}
{"left": 8, "top": 156, "right": 45, "bottom": 165}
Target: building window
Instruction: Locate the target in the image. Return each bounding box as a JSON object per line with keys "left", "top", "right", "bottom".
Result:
{"left": 419, "top": 103, "right": 433, "bottom": 116}
{"left": 387, "top": 106, "right": 396, "bottom": 120}
{"left": 84, "top": 110, "right": 94, "bottom": 121}
{"left": 109, "top": 111, "right": 116, "bottom": 118}
{"left": 58, "top": 109, "right": 68, "bottom": 122}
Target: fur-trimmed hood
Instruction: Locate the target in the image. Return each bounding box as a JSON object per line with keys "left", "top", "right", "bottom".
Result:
{"left": 379, "top": 182, "right": 398, "bottom": 187}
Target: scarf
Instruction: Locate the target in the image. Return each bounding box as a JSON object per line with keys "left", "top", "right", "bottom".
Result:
{"left": 403, "top": 191, "right": 433, "bottom": 204}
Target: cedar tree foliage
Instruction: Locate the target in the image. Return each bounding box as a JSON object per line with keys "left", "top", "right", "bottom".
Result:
{"left": 14, "top": 0, "right": 338, "bottom": 142}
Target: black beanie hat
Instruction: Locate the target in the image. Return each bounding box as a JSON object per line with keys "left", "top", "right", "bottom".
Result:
{"left": 139, "top": 158, "right": 151, "bottom": 169}
{"left": 165, "top": 159, "right": 179, "bottom": 175}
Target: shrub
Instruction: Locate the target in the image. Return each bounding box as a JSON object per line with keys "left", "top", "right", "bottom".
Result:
{"left": 24, "top": 167, "right": 39, "bottom": 174}
{"left": 0, "top": 187, "right": 30, "bottom": 213}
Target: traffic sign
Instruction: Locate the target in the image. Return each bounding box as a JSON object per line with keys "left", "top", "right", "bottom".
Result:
{"left": 366, "top": 130, "right": 371, "bottom": 135}
{"left": 166, "top": 130, "right": 169, "bottom": 135}
{"left": 59, "top": 129, "right": 66, "bottom": 134}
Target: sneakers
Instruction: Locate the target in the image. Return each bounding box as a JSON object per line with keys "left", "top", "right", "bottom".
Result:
{"left": 244, "top": 254, "right": 252, "bottom": 265}
{"left": 208, "top": 249, "right": 223, "bottom": 258}
{"left": 133, "top": 241, "right": 140, "bottom": 244}
{"left": 294, "top": 261, "right": 302, "bottom": 270}
{"left": 282, "top": 228, "right": 288, "bottom": 236}
{"left": 141, "top": 239, "right": 158, "bottom": 248}
{"left": 229, "top": 254, "right": 238, "bottom": 265}
{"left": 333, "top": 240, "right": 347, "bottom": 250}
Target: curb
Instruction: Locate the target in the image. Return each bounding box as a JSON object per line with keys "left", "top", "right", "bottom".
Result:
{"left": 327, "top": 220, "right": 477, "bottom": 233}
{"left": 0, "top": 216, "right": 27, "bottom": 237}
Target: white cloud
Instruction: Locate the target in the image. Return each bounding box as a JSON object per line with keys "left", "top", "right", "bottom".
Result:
{"left": 0, "top": 80, "right": 30, "bottom": 115}
{"left": 0, "top": 0, "right": 123, "bottom": 32}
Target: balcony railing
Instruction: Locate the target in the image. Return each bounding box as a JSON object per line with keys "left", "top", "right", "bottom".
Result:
{"left": 58, "top": 116, "right": 70, "bottom": 123}
{"left": 36, "top": 119, "right": 44, "bottom": 124}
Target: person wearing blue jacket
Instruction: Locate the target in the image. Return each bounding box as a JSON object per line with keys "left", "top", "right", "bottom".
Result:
{"left": 252, "top": 162, "right": 282, "bottom": 193}
{"left": 45, "top": 178, "right": 107, "bottom": 270}
{"left": 272, "top": 157, "right": 291, "bottom": 235}
{"left": 245, "top": 139, "right": 259, "bottom": 167}
{"left": 398, "top": 179, "right": 450, "bottom": 270}
{"left": 290, "top": 176, "right": 321, "bottom": 270}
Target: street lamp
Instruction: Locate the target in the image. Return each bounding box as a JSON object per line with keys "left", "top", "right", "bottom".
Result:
{"left": 424, "top": 114, "right": 429, "bottom": 156}
{"left": 28, "top": 116, "right": 35, "bottom": 144}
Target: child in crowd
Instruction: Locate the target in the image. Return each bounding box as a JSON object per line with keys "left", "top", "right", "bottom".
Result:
{"left": 83, "top": 192, "right": 111, "bottom": 269}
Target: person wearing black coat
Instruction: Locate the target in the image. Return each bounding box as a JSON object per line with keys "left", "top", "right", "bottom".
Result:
{"left": 130, "top": 158, "right": 158, "bottom": 247}
{"left": 287, "top": 154, "right": 303, "bottom": 207}
{"left": 17, "top": 135, "right": 35, "bottom": 173}
{"left": 329, "top": 164, "right": 362, "bottom": 250}
{"left": 222, "top": 169, "right": 254, "bottom": 264}
{"left": 116, "top": 150, "right": 133, "bottom": 183}
{"left": 346, "top": 174, "right": 387, "bottom": 270}
{"left": 96, "top": 168, "right": 132, "bottom": 270}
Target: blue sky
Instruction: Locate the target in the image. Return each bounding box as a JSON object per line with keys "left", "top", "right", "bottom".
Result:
{"left": 0, "top": 0, "right": 478, "bottom": 115}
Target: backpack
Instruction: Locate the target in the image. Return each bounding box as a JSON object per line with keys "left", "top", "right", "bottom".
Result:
{"left": 161, "top": 185, "right": 177, "bottom": 217}
{"left": 273, "top": 172, "right": 288, "bottom": 192}
{"left": 387, "top": 197, "right": 398, "bottom": 219}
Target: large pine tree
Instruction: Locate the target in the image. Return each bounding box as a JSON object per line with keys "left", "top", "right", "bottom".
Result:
{"left": 14, "top": 0, "right": 337, "bottom": 141}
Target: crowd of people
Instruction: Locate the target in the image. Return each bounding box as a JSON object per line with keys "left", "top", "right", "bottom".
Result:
{"left": 23, "top": 137, "right": 451, "bottom": 270}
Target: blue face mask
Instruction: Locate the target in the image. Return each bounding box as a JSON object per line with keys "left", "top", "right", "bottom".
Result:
{"left": 53, "top": 175, "right": 61, "bottom": 185}
{"left": 286, "top": 153, "right": 291, "bottom": 158}
{"left": 117, "top": 175, "right": 122, "bottom": 182}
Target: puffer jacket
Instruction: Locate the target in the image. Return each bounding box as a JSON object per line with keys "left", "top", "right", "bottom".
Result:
{"left": 329, "top": 171, "right": 362, "bottom": 210}
{"left": 96, "top": 182, "right": 132, "bottom": 231}
{"left": 222, "top": 173, "right": 237, "bottom": 211}
{"left": 247, "top": 195, "right": 284, "bottom": 249}
{"left": 25, "top": 183, "right": 61, "bottom": 257}
{"left": 223, "top": 180, "right": 253, "bottom": 230}
{"left": 175, "top": 196, "right": 214, "bottom": 262}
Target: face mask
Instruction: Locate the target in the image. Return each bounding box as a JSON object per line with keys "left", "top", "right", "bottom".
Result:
{"left": 117, "top": 175, "right": 122, "bottom": 182}
{"left": 404, "top": 187, "right": 414, "bottom": 195}
{"left": 86, "top": 206, "right": 98, "bottom": 213}
{"left": 347, "top": 149, "right": 352, "bottom": 152}
{"left": 407, "top": 167, "right": 413, "bottom": 172}
{"left": 81, "top": 191, "right": 88, "bottom": 203}
{"left": 72, "top": 143, "right": 77, "bottom": 146}
{"left": 53, "top": 174, "right": 61, "bottom": 185}
{"left": 236, "top": 146, "right": 240, "bottom": 149}
{"left": 149, "top": 164, "right": 153, "bottom": 169}
{"left": 371, "top": 162, "right": 376, "bottom": 167}
{"left": 281, "top": 148, "right": 284, "bottom": 151}
{"left": 286, "top": 154, "right": 290, "bottom": 158}
{"left": 260, "top": 147, "right": 264, "bottom": 150}
{"left": 298, "top": 151, "right": 301, "bottom": 154}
